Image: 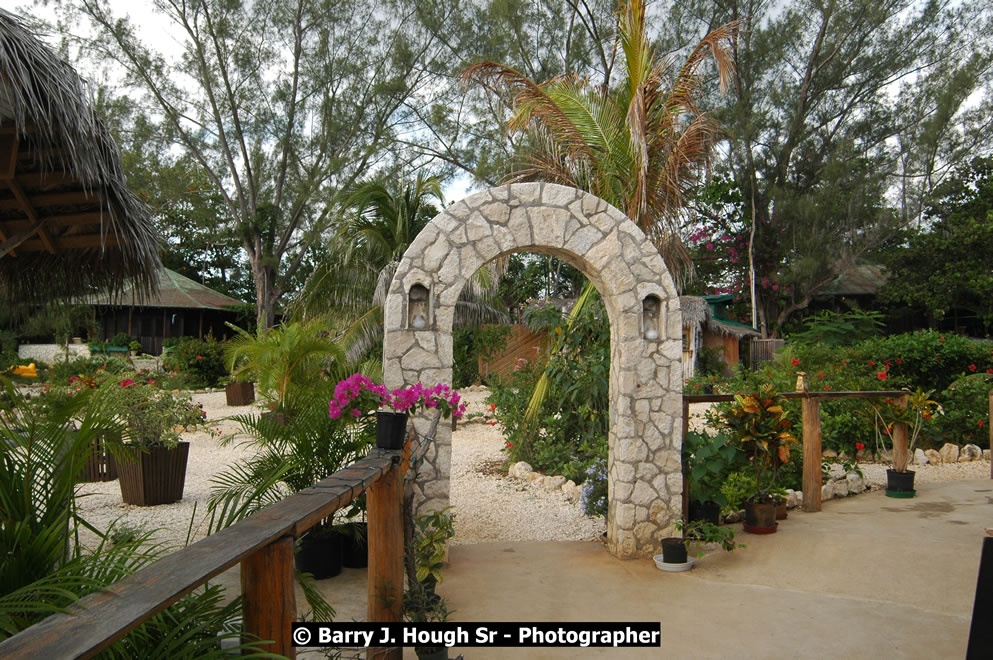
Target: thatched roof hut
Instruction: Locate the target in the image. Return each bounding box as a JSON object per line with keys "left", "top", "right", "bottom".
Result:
{"left": 0, "top": 10, "right": 159, "bottom": 303}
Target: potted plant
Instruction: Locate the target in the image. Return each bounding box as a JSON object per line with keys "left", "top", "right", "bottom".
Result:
{"left": 223, "top": 319, "right": 345, "bottom": 417}
{"left": 683, "top": 430, "right": 743, "bottom": 524}
{"left": 328, "top": 373, "right": 467, "bottom": 449}
{"left": 108, "top": 376, "right": 213, "bottom": 505}
{"left": 719, "top": 386, "right": 798, "bottom": 534}
{"left": 128, "top": 340, "right": 142, "bottom": 357}
{"left": 223, "top": 376, "right": 256, "bottom": 406}
{"left": 656, "top": 520, "right": 743, "bottom": 571}
{"left": 107, "top": 332, "right": 132, "bottom": 353}
{"left": 207, "top": 380, "right": 374, "bottom": 579}
{"left": 403, "top": 508, "right": 456, "bottom": 660}
{"left": 869, "top": 387, "right": 942, "bottom": 498}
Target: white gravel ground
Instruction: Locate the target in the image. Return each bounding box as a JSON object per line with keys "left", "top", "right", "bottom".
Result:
{"left": 73, "top": 388, "right": 987, "bottom": 550}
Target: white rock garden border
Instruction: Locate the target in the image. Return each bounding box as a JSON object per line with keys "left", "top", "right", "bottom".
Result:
{"left": 384, "top": 182, "right": 682, "bottom": 559}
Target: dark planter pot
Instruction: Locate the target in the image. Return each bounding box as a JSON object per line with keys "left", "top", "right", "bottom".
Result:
{"left": 886, "top": 469, "right": 916, "bottom": 498}
{"left": 661, "top": 537, "right": 688, "bottom": 564}
{"left": 78, "top": 432, "right": 118, "bottom": 482}
{"left": 743, "top": 501, "right": 778, "bottom": 534}
{"left": 295, "top": 529, "right": 344, "bottom": 579}
{"left": 341, "top": 522, "right": 368, "bottom": 569}
{"left": 776, "top": 501, "right": 788, "bottom": 520}
{"left": 376, "top": 411, "right": 408, "bottom": 450}
{"left": 688, "top": 500, "right": 721, "bottom": 525}
{"left": 117, "top": 442, "right": 190, "bottom": 506}
{"left": 415, "top": 647, "right": 448, "bottom": 660}
{"left": 225, "top": 382, "right": 255, "bottom": 406}
{"left": 261, "top": 411, "right": 289, "bottom": 425}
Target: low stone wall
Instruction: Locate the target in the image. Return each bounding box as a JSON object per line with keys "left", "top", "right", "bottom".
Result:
{"left": 18, "top": 343, "right": 90, "bottom": 364}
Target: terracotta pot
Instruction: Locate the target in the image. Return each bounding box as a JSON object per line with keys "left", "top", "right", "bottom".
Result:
{"left": 743, "top": 501, "right": 778, "bottom": 534}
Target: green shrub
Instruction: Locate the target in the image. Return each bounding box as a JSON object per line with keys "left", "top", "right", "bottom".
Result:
{"left": 49, "top": 356, "right": 131, "bottom": 385}
{"left": 490, "top": 293, "right": 608, "bottom": 483}
{"left": 928, "top": 373, "right": 993, "bottom": 448}
{"left": 853, "top": 330, "right": 993, "bottom": 393}
{"left": 452, "top": 325, "right": 512, "bottom": 388}
{"left": 162, "top": 335, "right": 227, "bottom": 388}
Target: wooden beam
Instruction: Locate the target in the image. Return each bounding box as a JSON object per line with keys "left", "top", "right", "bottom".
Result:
{"left": 7, "top": 179, "right": 55, "bottom": 254}
{"left": 241, "top": 536, "right": 296, "bottom": 659}
{"left": 681, "top": 398, "right": 689, "bottom": 524}
{"left": 14, "top": 171, "right": 77, "bottom": 188}
{"left": 0, "top": 190, "right": 101, "bottom": 210}
{"left": 0, "top": 132, "right": 17, "bottom": 179}
{"left": 367, "top": 454, "right": 403, "bottom": 660}
{"left": 16, "top": 234, "right": 120, "bottom": 252}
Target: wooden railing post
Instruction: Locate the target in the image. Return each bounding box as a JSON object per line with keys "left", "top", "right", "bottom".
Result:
{"left": 892, "top": 394, "right": 909, "bottom": 472}
{"left": 799, "top": 372, "right": 823, "bottom": 512}
{"left": 241, "top": 535, "right": 296, "bottom": 659}
{"left": 367, "top": 458, "right": 403, "bottom": 660}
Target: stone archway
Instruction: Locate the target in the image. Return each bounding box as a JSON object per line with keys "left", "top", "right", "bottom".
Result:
{"left": 383, "top": 182, "right": 682, "bottom": 559}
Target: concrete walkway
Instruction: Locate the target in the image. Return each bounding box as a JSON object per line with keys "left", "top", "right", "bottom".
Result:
{"left": 435, "top": 479, "right": 991, "bottom": 659}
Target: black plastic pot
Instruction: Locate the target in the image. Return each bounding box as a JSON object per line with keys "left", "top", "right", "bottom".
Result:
{"left": 415, "top": 647, "right": 448, "bottom": 660}
{"left": 341, "top": 522, "right": 368, "bottom": 569}
{"left": 376, "top": 411, "right": 408, "bottom": 450}
{"left": 295, "top": 529, "right": 344, "bottom": 579}
{"left": 886, "top": 469, "right": 916, "bottom": 497}
{"left": 661, "top": 537, "right": 688, "bottom": 564}
{"left": 688, "top": 500, "right": 721, "bottom": 525}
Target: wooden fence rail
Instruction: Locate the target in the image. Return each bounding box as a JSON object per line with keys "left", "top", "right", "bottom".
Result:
{"left": 682, "top": 389, "right": 910, "bottom": 514}
{"left": 0, "top": 451, "right": 406, "bottom": 660}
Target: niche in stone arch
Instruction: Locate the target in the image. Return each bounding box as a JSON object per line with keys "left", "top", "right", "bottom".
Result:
{"left": 383, "top": 182, "right": 683, "bottom": 559}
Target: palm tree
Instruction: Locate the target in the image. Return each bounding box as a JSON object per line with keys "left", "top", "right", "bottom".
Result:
{"left": 294, "top": 174, "right": 506, "bottom": 361}
{"left": 465, "top": 0, "right": 735, "bottom": 425}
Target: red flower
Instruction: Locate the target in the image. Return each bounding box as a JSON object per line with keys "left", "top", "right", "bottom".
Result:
{"left": 987, "top": 369, "right": 993, "bottom": 374}
{"left": 489, "top": 403, "right": 496, "bottom": 412}
{"left": 817, "top": 370, "right": 824, "bottom": 379}
{"left": 923, "top": 412, "right": 932, "bottom": 419}
{"left": 896, "top": 358, "right": 902, "bottom": 364}
{"left": 120, "top": 378, "right": 136, "bottom": 388}
{"left": 489, "top": 421, "right": 497, "bottom": 426}
{"left": 505, "top": 441, "right": 514, "bottom": 448}
{"left": 855, "top": 442, "right": 865, "bottom": 451}
{"left": 823, "top": 385, "right": 831, "bottom": 391}
{"left": 979, "top": 420, "right": 985, "bottom": 429}
{"left": 877, "top": 371, "right": 887, "bottom": 380}
{"left": 868, "top": 360, "right": 876, "bottom": 366}
{"left": 791, "top": 358, "right": 800, "bottom": 367}
{"left": 969, "top": 364, "right": 977, "bottom": 372}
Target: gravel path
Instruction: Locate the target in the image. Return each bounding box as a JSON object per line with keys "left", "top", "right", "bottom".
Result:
{"left": 449, "top": 388, "right": 605, "bottom": 544}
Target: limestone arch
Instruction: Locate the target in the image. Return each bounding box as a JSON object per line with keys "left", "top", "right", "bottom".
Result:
{"left": 383, "top": 182, "right": 683, "bottom": 559}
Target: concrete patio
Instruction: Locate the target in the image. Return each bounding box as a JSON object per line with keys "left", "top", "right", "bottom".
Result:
{"left": 433, "top": 479, "right": 989, "bottom": 658}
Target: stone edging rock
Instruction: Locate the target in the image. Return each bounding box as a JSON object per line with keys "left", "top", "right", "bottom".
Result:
{"left": 507, "top": 461, "right": 582, "bottom": 503}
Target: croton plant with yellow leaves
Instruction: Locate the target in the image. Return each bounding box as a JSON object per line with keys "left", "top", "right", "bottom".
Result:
{"left": 720, "top": 385, "right": 798, "bottom": 503}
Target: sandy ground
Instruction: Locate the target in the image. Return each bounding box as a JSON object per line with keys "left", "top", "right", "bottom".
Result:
{"left": 73, "top": 389, "right": 989, "bottom": 551}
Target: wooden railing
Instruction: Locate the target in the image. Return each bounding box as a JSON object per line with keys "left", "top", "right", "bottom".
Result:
{"left": 0, "top": 451, "right": 406, "bottom": 660}
{"left": 682, "top": 388, "right": 911, "bottom": 514}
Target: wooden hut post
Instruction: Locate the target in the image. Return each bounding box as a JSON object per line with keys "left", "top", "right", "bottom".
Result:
{"left": 682, "top": 397, "right": 690, "bottom": 523}
{"left": 989, "top": 391, "right": 992, "bottom": 479}
{"left": 797, "top": 373, "right": 823, "bottom": 512}
{"left": 241, "top": 535, "right": 296, "bottom": 658}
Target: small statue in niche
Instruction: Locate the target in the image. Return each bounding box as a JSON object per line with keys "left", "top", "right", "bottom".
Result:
{"left": 409, "top": 283, "right": 429, "bottom": 329}
{"left": 643, "top": 295, "right": 660, "bottom": 340}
